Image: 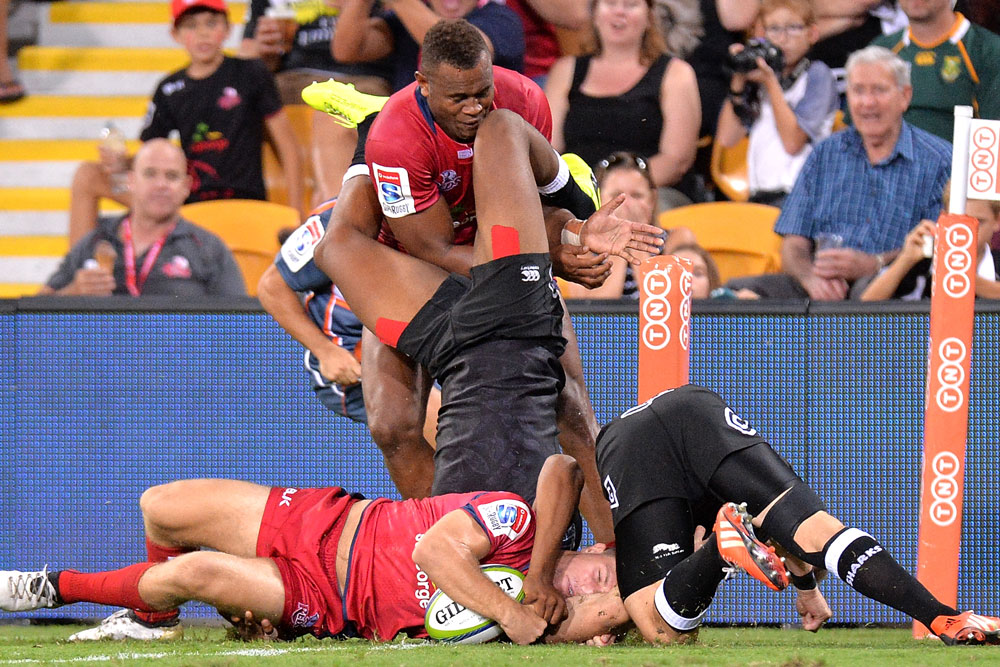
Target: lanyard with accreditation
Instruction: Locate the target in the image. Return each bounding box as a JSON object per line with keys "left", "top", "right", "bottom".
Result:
{"left": 121, "top": 217, "right": 175, "bottom": 296}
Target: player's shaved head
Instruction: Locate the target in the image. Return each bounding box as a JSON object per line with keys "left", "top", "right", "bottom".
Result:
{"left": 420, "top": 19, "right": 490, "bottom": 75}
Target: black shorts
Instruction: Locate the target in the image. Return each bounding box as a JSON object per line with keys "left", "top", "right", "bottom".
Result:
{"left": 396, "top": 252, "right": 566, "bottom": 381}
{"left": 596, "top": 384, "right": 771, "bottom": 526}
{"left": 431, "top": 337, "right": 564, "bottom": 505}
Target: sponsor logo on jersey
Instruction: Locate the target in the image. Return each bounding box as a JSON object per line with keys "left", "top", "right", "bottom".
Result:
{"left": 162, "top": 80, "right": 185, "bottom": 96}
{"left": 161, "top": 255, "right": 192, "bottom": 279}
{"left": 457, "top": 147, "right": 473, "bottom": 159}
{"left": 603, "top": 475, "right": 620, "bottom": 509}
{"left": 438, "top": 169, "right": 460, "bottom": 192}
{"left": 915, "top": 50, "right": 936, "bottom": 67}
{"left": 478, "top": 499, "right": 531, "bottom": 540}
{"left": 281, "top": 215, "right": 325, "bottom": 272}
{"left": 290, "top": 602, "right": 320, "bottom": 629}
{"left": 412, "top": 532, "right": 433, "bottom": 608}
{"left": 652, "top": 542, "right": 682, "bottom": 558}
{"left": 217, "top": 86, "right": 242, "bottom": 110}
{"left": 940, "top": 55, "right": 962, "bottom": 84}
{"left": 373, "top": 164, "right": 416, "bottom": 217}
{"left": 520, "top": 265, "right": 540, "bottom": 282}
{"left": 724, "top": 407, "right": 757, "bottom": 436}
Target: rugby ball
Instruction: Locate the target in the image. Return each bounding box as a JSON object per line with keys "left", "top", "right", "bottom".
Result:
{"left": 424, "top": 564, "right": 526, "bottom": 644}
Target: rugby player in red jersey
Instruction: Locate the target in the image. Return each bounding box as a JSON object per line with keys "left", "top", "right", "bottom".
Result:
{"left": 316, "top": 20, "right": 621, "bottom": 545}
{"left": 0, "top": 456, "right": 625, "bottom": 644}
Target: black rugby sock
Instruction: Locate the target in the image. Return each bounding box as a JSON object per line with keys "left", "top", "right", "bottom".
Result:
{"left": 661, "top": 538, "right": 728, "bottom": 619}
{"left": 821, "top": 528, "right": 957, "bottom": 627}
{"left": 538, "top": 157, "right": 597, "bottom": 220}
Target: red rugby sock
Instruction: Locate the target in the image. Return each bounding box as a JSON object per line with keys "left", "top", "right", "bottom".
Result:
{"left": 132, "top": 538, "right": 191, "bottom": 623}
{"left": 58, "top": 563, "right": 157, "bottom": 612}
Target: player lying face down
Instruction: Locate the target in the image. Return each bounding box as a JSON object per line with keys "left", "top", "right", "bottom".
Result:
{"left": 0, "top": 455, "right": 628, "bottom": 645}
{"left": 596, "top": 384, "right": 1000, "bottom": 646}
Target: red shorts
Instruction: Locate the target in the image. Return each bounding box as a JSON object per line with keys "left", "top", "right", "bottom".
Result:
{"left": 256, "top": 486, "right": 361, "bottom": 639}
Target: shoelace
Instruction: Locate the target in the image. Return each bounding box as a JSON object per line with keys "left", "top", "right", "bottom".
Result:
{"left": 8, "top": 565, "right": 52, "bottom": 604}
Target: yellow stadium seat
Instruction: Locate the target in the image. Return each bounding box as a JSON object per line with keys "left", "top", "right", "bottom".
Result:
{"left": 658, "top": 202, "right": 782, "bottom": 283}
{"left": 710, "top": 136, "right": 750, "bottom": 203}
{"left": 180, "top": 199, "right": 301, "bottom": 296}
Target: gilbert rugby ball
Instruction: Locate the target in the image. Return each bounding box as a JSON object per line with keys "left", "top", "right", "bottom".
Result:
{"left": 424, "top": 564, "right": 526, "bottom": 644}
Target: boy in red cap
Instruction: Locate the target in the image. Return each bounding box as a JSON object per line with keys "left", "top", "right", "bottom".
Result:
{"left": 65, "top": 0, "right": 304, "bottom": 244}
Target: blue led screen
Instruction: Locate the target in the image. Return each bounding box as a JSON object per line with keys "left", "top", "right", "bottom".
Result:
{"left": 1, "top": 298, "right": 997, "bottom": 626}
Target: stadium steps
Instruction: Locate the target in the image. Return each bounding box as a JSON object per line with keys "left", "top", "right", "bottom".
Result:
{"left": 0, "top": 1, "right": 246, "bottom": 296}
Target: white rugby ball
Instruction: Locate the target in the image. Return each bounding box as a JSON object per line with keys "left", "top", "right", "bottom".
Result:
{"left": 424, "top": 564, "right": 526, "bottom": 644}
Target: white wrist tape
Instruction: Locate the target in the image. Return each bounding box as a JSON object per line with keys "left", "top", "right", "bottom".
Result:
{"left": 561, "top": 227, "right": 581, "bottom": 246}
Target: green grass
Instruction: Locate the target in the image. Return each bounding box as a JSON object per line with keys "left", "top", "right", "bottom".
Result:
{"left": 3, "top": 625, "right": 1000, "bottom": 666}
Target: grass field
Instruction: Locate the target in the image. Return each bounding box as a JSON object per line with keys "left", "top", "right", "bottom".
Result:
{"left": 2, "top": 624, "right": 999, "bottom": 666}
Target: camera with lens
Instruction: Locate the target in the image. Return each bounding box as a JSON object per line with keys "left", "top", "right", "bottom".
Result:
{"left": 726, "top": 38, "right": 785, "bottom": 74}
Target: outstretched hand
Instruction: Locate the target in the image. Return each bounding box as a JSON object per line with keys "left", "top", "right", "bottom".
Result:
{"left": 579, "top": 194, "right": 664, "bottom": 265}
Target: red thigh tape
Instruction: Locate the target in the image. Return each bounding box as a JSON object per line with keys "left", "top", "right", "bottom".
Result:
{"left": 375, "top": 317, "right": 408, "bottom": 347}
{"left": 491, "top": 225, "right": 521, "bottom": 259}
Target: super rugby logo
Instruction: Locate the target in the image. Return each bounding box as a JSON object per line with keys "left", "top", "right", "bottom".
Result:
{"left": 281, "top": 216, "right": 325, "bottom": 272}
{"left": 929, "top": 451, "right": 961, "bottom": 527}
{"left": 641, "top": 269, "right": 672, "bottom": 350}
{"left": 373, "top": 163, "right": 416, "bottom": 217}
{"left": 940, "top": 223, "right": 974, "bottom": 299}
{"left": 934, "top": 337, "right": 967, "bottom": 413}
{"left": 478, "top": 499, "right": 531, "bottom": 540}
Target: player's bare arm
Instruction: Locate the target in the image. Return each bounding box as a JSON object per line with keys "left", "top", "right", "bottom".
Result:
{"left": 412, "top": 511, "right": 547, "bottom": 645}
{"left": 386, "top": 197, "right": 476, "bottom": 277}
{"left": 523, "top": 455, "right": 584, "bottom": 624}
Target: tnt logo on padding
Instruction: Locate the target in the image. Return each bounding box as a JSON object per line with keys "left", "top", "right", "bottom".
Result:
{"left": 373, "top": 163, "right": 416, "bottom": 217}
{"left": 478, "top": 499, "right": 531, "bottom": 540}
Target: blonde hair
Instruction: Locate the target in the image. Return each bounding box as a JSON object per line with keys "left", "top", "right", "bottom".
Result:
{"left": 582, "top": 0, "right": 668, "bottom": 66}
{"left": 761, "top": 0, "right": 815, "bottom": 24}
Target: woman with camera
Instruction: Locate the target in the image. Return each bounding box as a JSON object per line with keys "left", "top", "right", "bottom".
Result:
{"left": 714, "top": 0, "right": 839, "bottom": 207}
{"left": 544, "top": 0, "right": 701, "bottom": 203}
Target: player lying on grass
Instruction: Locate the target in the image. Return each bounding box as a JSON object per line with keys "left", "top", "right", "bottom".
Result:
{"left": 0, "top": 455, "right": 626, "bottom": 644}
{"left": 597, "top": 384, "right": 1000, "bottom": 646}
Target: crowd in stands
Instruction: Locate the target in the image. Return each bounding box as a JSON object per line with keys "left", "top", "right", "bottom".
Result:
{"left": 15, "top": 0, "right": 1000, "bottom": 302}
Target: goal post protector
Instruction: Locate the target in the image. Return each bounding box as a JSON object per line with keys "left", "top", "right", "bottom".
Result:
{"left": 636, "top": 254, "right": 693, "bottom": 403}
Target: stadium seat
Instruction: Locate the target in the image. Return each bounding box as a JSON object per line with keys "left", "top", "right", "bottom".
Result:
{"left": 180, "top": 199, "right": 300, "bottom": 296}
{"left": 709, "top": 136, "right": 750, "bottom": 203}
{"left": 658, "top": 202, "right": 782, "bottom": 283}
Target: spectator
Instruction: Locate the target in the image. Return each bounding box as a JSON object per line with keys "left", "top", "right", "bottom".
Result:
{"left": 41, "top": 140, "right": 246, "bottom": 298}
{"left": 68, "top": 0, "right": 303, "bottom": 244}
{"left": 860, "top": 198, "right": 1000, "bottom": 300}
{"left": 726, "top": 46, "right": 951, "bottom": 300}
{"left": 684, "top": 0, "right": 759, "bottom": 137}
{"left": 333, "top": 0, "right": 525, "bottom": 93}
{"left": 240, "top": 0, "right": 391, "bottom": 202}
{"left": 0, "top": 0, "right": 25, "bottom": 102}
{"left": 546, "top": 0, "right": 701, "bottom": 203}
{"left": 561, "top": 151, "right": 695, "bottom": 299}
{"left": 505, "top": 0, "right": 591, "bottom": 88}
{"left": 715, "top": 0, "right": 839, "bottom": 207}
{"left": 809, "top": 1, "right": 906, "bottom": 101}
{"left": 872, "top": 0, "right": 1000, "bottom": 142}
{"left": 672, "top": 243, "right": 719, "bottom": 297}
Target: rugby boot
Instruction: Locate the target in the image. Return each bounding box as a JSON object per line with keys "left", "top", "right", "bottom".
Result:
{"left": 714, "top": 502, "right": 789, "bottom": 592}
{"left": 301, "top": 79, "right": 389, "bottom": 128}
{"left": 69, "top": 608, "right": 184, "bottom": 641}
{"left": 930, "top": 611, "right": 1000, "bottom": 645}
{"left": 0, "top": 567, "right": 61, "bottom": 611}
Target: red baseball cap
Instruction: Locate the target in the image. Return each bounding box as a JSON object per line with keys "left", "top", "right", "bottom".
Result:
{"left": 171, "top": 0, "right": 228, "bottom": 24}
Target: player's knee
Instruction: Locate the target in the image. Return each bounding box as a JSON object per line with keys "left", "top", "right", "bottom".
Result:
{"left": 792, "top": 511, "right": 845, "bottom": 554}
{"left": 368, "top": 408, "right": 424, "bottom": 458}
{"left": 164, "top": 552, "right": 222, "bottom": 598}
{"left": 140, "top": 483, "right": 176, "bottom": 526}
{"left": 475, "top": 109, "right": 524, "bottom": 148}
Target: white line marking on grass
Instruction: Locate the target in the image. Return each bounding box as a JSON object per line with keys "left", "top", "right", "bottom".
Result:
{"left": 0, "top": 642, "right": 435, "bottom": 664}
